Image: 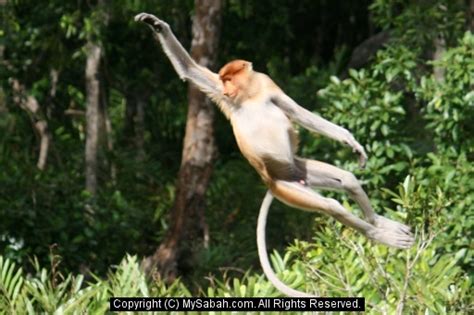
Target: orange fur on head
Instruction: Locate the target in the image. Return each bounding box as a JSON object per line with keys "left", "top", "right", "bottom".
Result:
{"left": 218, "top": 59, "right": 252, "bottom": 80}
{"left": 218, "top": 60, "right": 253, "bottom": 98}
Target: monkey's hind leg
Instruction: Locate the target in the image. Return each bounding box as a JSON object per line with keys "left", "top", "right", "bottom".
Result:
{"left": 270, "top": 180, "right": 414, "bottom": 249}
{"left": 295, "top": 157, "right": 413, "bottom": 238}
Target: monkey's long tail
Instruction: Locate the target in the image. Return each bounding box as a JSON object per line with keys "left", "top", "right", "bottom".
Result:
{"left": 257, "top": 190, "right": 315, "bottom": 297}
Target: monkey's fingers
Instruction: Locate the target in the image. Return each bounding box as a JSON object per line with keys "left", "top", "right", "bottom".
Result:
{"left": 359, "top": 152, "right": 367, "bottom": 169}
{"left": 135, "top": 13, "right": 168, "bottom": 33}
{"left": 344, "top": 134, "right": 367, "bottom": 168}
{"left": 351, "top": 141, "right": 367, "bottom": 168}
{"left": 358, "top": 146, "right": 368, "bottom": 168}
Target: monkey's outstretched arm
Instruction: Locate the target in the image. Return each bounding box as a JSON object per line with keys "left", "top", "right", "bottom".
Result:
{"left": 272, "top": 92, "right": 368, "bottom": 167}
{"left": 134, "top": 13, "right": 225, "bottom": 103}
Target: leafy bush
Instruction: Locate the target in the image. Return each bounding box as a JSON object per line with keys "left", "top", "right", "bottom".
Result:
{"left": 410, "top": 153, "right": 473, "bottom": 271}
{"left": 317, "top": 45, "right": 418, "bottom": 190}
{"left": 1, "top": 219, "right": 471, "bottom": 314}
{"left": 0, "top": 255, "right": 190, "bottom": 314}
{"left": 416, "top": 32, "right": 474, "bottom": 154}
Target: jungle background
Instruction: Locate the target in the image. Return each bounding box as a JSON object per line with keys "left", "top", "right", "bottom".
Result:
{"left": 0, "top": 0, "right": 473, "bottom": 313}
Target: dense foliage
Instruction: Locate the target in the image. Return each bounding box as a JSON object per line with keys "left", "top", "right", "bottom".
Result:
{"left": 0, "top": 0, "right": 472, "bottom": 313}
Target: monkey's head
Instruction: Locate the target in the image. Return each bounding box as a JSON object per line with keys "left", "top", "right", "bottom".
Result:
{"left": 219, "top": 59, "right": 253, "bottom": 98}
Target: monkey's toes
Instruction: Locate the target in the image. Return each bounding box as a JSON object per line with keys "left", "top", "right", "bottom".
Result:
{"left": 393, "top": 233, "right": 415, "bottom": 249}
{"left": 374, "top": 215, "right": 412, "bottom": 236}
{"left": 368, "top": 228, "right": 415, "bottom": 249}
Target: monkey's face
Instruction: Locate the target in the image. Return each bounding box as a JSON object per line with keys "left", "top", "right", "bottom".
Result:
{"left": 222, "top": 77, "right": 239, "bottom": 98}
{"left": 219, "top": 60, "right": 252, "bottom": 98}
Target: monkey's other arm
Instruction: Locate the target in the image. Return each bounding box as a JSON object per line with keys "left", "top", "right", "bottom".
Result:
{"left": 272, "top": 92, "right": 368, "bottom": 168}
{"left": 134, "top": 13, "right": 225, "bottom": 103}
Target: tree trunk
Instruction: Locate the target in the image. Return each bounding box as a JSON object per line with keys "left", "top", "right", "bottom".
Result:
{"left": 467, "top": 0, "right": 474, "bottom": 32}
{"left": 432, "top": 35, "right": 446, "bottom": 82}
{"left": 343, "top": 31, "right": 390, "bottom": 76}
{"left": 124, "top": 95, "right": 146, "bottom": 160}
{"left": 142, "top": 0, "right": 222, "bottom": 281}
{"left": 84, "top": 42, "right": 102, "bottom": 197}
{"left": 11, "top": 80, "right": 51, "bottom": 171}
{"left": 135, "top": 97, "right": 146, "bottom": 164}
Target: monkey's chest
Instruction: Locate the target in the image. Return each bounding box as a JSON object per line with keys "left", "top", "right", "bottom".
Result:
{"left": 231, "top": 103, "right": 294, "bottom": 163}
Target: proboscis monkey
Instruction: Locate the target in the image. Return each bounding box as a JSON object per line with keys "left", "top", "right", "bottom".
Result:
{"left": 135, "top": 13, "right": 414, "bottom": 297}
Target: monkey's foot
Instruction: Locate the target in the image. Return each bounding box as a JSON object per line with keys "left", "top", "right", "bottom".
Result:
{"left": 370, "top": 215, "right": 414, "bottom": 248}
{"left": 135, "top": 13, "right": 169, "bottom": 32}
{"left": 367, "top": 226, "right": 415, "bottom": 249}
{"left": 373, "top": 214, "right": 412, "bottom": 235}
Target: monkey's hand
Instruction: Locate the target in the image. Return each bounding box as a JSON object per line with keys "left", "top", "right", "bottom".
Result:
{"left": 342, "top": 131, "right": 367, "bottom": 168}
{"left": 135, "top": 13, "right": 170, "bottom": 33}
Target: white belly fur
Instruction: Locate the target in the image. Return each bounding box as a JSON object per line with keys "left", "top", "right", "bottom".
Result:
{"left": 231, "top": 100, "right": 294, "bottom": 164}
